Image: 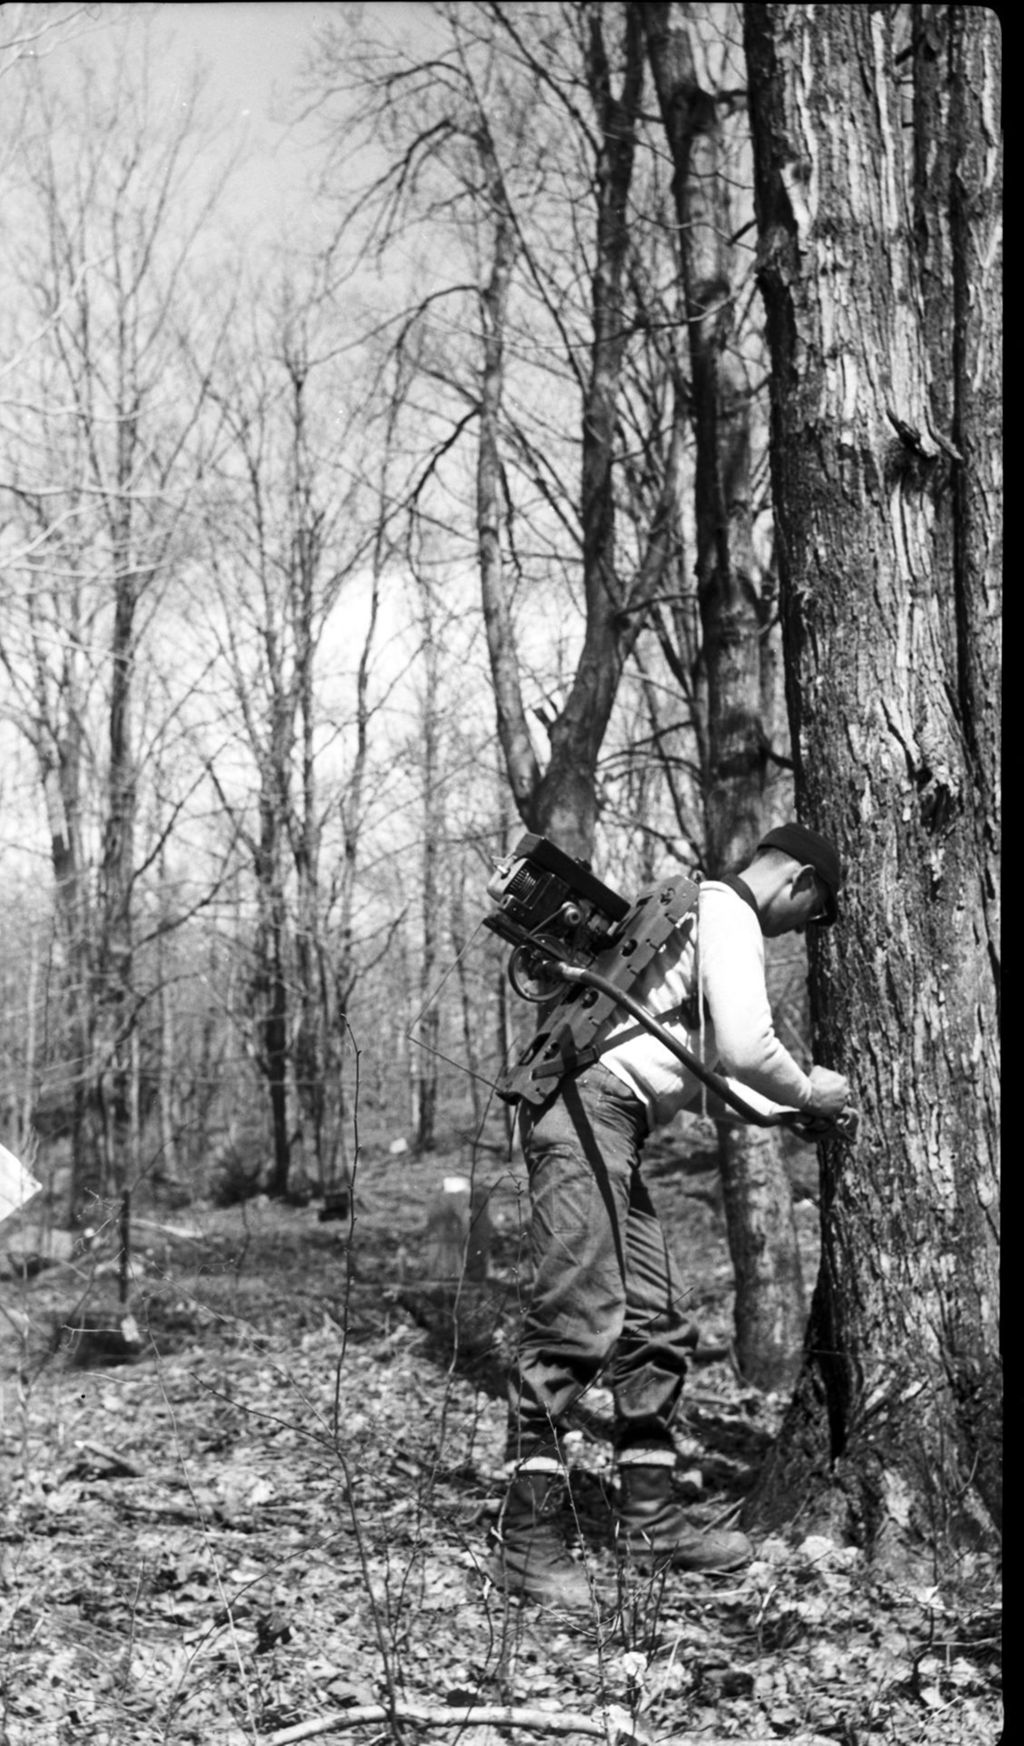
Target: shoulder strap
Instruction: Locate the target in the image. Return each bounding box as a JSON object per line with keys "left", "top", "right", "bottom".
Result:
{"left": 719, "top": 873, "right": 761, "bottom": 921}
{"left": 497, "top": 872, "right": 700, "bottom": 1105}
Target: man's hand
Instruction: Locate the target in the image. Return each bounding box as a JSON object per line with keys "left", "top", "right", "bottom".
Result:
{"left": 808, "top": 1065, "right": 850, "bottom": 1116}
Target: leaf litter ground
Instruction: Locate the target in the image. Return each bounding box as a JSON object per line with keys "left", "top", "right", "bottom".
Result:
{"left": 0, "top": 1144, "right": 1001, "bottom": 1746}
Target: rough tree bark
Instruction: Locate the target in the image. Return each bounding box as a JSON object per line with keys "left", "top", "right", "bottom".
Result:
{"left": 743, "top": 2, "right": 1000, "bottom": 1563}
{"left": 642, "top": 0, "right": 806, "bottom": 1389}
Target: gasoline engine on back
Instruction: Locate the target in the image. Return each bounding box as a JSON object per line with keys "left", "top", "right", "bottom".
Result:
{"left": 483, "top": 832, "right": 857, "bottom": 1139}
{"left": 483, "top": 833, "right": 700, "bottom": 1109}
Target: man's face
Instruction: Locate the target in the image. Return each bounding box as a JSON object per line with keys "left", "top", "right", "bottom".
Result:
{"left": 761, "top": 866, "right": 831, "bottom": 937}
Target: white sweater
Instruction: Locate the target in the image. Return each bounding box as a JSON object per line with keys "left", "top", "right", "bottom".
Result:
{"left": 599, "top": 879, "right": 815, "bottom": 1128}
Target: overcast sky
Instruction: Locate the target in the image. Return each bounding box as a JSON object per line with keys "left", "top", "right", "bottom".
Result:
{"left": 157, "top": 0, "right": 340, "bottom": 233}
{"left": 29, "top": 1, "right": 443, "bottom": 243}
{"left": 160, "top": 0, "right": 334, "bottom": 123}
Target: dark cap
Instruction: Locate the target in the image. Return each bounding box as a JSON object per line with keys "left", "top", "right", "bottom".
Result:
{"left": 756, "top": 822, "right": 842, "bottom": 924}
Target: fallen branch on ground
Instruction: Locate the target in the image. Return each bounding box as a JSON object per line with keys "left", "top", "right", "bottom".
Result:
{"left": 74, "top": 1440, "right": 147, "bottom": 1477}
{"left": 266, "top": 1703, "right": 633, "bottom": 1743}
{"left": 266, "top": 1705, "right": 839, "bottom": 1746}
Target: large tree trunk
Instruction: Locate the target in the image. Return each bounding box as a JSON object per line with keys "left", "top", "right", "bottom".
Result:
{"left": 743, "top": 3, "right": 1000, "bottom": 1563}
{"left": 717, "top": 1126, "right": 806, "bottom": 1387}
{"left": 912, "top": 3, "right": 1001, "bottom": 948}
{"left": 643, "top": 1, "right": 805, "bottom": 1389}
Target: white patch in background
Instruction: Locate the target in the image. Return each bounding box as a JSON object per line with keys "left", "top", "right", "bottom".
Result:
{"left": 0, "top": 1142, "right": 43, "bottom": 1225}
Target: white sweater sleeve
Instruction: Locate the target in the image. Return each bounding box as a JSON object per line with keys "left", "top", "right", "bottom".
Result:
{"left": 698, "top": 883, "right": 815, "bottom": 1111}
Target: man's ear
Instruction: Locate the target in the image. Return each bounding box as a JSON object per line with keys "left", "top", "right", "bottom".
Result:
{"left": 791, "top": 864, "right": 817, "bottom": 897}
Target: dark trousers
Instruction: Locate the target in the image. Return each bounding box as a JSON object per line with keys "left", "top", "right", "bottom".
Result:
{"left": 508, "top": 1063, "right": 695, "bottom": 1466}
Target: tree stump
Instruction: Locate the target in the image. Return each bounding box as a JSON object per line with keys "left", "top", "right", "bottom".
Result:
{"left": 53, "top": 1308, "right": 143, "bottom": 1368}
{"left": 422, "top": 1175, "right": 493, "bottom": 1282}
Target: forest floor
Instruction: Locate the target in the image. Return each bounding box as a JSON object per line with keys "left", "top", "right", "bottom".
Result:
{"left": 0, "top": 1138, "right": 1002, "bottom": 1746}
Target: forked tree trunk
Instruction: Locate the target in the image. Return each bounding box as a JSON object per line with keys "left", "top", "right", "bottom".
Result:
{"left": 743, "top": 2, "right": 1000, "bottom": 1562}
{"left": 476, "top": 10, "right": 669, "bottom": 861}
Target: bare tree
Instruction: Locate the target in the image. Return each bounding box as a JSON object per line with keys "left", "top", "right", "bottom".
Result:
{"left": 0, "top": 40, "right": 234, "bottom": 1221}
{"left": 311, "top": 2, "right": 693, "bottom": 861}
{"left": 475, "top": 4, "right": 692, "bottom": 857}
{"left": 193, "top": 282, "right": 385, "bottom": 1198}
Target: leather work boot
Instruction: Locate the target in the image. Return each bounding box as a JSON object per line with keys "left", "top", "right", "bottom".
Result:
{"left": 488, "top": 1469, "right": 593, "bottom": 1610}
{"left": 616, "top": 1465, "right": 752, "bottom": 1572}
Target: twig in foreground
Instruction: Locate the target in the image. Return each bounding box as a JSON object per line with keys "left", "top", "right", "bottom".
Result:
{"left": 265, "top": 1702, "right": 631, "bottom": 1744}
{"left": 265, "top": 1709, "right": 839, "bottom": 1746}
{"left": 263, "top": 1704, "right": 838, "bottom": 1746}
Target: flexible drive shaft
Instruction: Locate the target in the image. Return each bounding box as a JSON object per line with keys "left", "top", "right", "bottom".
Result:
{"left": 548, "top": 959, "right": 858, "bottom": 1142}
